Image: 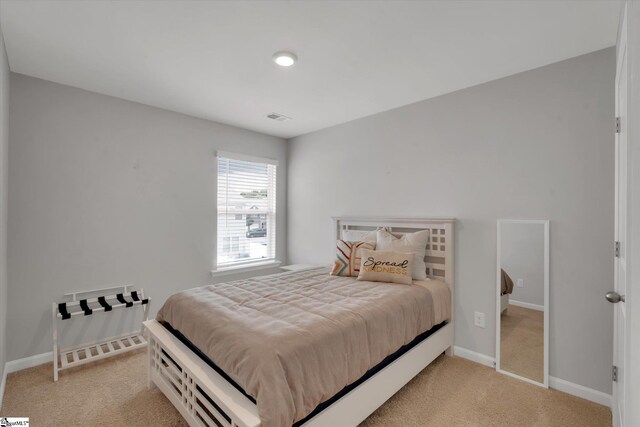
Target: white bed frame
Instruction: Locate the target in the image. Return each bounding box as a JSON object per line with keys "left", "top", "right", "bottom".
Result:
{"left": 501, "top": 293, "right": 510, "bottom": 313}
{"left": 144, "top": 216, "right": 455, "bottom": 427}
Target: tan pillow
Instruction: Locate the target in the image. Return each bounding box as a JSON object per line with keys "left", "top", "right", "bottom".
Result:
{"left": 330, "top": 240, "right": 376, "bottom": 277}
{"left": 357, "top": 249, "right": 414, "bottom": 285}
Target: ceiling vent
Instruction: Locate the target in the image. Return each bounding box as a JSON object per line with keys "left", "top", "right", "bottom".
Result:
{"left": 266, "top": 112, "right": 292, "bottom": 122}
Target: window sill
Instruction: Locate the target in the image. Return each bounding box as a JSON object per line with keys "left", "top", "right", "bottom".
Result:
{"left": 211, "top": 260, "right": 282, "bottom": 278}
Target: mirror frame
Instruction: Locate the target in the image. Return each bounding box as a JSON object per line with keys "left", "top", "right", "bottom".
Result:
{"left": 495, "top": 219, "right": 549, "bottom": 388}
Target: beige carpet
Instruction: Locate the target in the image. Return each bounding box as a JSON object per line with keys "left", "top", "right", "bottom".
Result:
{"left": 500, "top": 304, "right": 544, "bottom": 383}
{"left": 1, "top": 350, "right": 610, "bottom": 427}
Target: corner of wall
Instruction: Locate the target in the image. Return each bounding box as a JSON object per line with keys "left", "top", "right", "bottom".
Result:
{"left": 0, "top": 19, "right": 10, "bottom": 410}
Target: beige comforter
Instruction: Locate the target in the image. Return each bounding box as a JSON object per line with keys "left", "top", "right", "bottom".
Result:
{"left": 156, "top": 267, "right": 450, "bottom": 427}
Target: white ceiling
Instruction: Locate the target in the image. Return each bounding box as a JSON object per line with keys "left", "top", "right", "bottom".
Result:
{"left": 0, "top": 0, "right": 621, "bottom": 139}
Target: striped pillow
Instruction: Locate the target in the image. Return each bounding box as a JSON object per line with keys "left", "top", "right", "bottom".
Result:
{"left": 330, "top": 240, "right": 376, "bottom": 277}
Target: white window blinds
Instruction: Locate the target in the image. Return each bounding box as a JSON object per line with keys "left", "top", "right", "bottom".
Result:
{"left": 216, "top": 153, "right": 277, "bottom": 268}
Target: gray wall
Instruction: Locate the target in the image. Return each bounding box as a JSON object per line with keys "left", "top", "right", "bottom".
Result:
{"left": 7, "top": 74, "right": 287, "bottom": 361}
{"left": 500, "top": 222, "right": 545, "bottom": 307}
{"left": 0, "top": 24, "right": 9, "bottom": 386}
{"left": 287, "top": 48, "right": 615, "bottom": 393}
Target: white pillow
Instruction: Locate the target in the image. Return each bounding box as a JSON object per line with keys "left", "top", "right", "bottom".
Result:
{"left": 342, "top": 227, "right": 388, "bottom": 243}
{"left": 376, "top": 229, "right": 430, "bottom": 280}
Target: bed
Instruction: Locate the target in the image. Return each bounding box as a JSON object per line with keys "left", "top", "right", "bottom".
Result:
{"left": 144, "top": 217, "right": 455, "bottom": 427}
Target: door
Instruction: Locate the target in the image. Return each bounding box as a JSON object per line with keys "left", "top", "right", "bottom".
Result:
{"left": 612, "top": 8, "right": 628, "bottom": 426}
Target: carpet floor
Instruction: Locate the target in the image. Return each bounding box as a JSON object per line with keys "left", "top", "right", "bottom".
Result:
{"left": 1, "top": 350, "right": 610, "bottom": 426}
{"left": 500, "top": 304, "right": 544, "bottom": 383}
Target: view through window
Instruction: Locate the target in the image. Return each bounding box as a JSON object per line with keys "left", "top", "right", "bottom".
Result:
{"left": 216, "top": 154, "right": 277, "bottom": 268}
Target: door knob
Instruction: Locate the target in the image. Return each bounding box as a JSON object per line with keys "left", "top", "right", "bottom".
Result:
{"left": 605, "top": 291, "right": 625, "bottom": 303}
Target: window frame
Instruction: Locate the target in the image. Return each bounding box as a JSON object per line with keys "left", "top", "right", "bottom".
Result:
{"left": 212, "top": 151, "right": 280, "bottom": 276}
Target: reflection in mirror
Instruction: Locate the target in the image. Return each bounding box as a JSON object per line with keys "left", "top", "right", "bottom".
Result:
{"left": 496, "top": 220, "right": 549, "bottom": 387}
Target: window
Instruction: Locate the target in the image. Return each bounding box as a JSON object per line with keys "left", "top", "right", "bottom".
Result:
{"left": 216, "top": 152, "right": 277, "bottom": 269}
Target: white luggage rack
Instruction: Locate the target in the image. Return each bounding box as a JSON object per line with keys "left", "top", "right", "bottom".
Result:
{"left": 52, "top": 285, "right": 151, "bottom": 381}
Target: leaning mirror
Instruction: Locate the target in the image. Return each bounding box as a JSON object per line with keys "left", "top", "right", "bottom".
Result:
{"left": 496, "top": 220, "right": 549, "bottom": 387}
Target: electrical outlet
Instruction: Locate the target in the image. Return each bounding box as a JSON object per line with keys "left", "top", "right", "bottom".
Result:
{"left": 474, "top": 311, "right": 485, "bottom": 328}
{"left": 517, "top": 278, "right": 524, "bottom": 288}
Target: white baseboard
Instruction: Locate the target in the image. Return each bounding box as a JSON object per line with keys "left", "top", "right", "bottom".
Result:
{"left": 452, "top": 347, "right": 610, "bottom": 408}
{"left": 453, "top": 346, "right": 495, "bottom": 367}
{"left": 1, "top": 352, "right": 53, "bottom": 411}
{"left": 549, "top": 376, "right": 612, "bottom": 408}
{"left": 509, "top": 300, "right": 544, "bottom": 311}
{"left": 5, "top": 351, "right": 53, "bottom": 374}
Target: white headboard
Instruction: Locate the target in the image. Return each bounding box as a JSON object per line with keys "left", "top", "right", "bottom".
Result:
{"left": 333, "top": 216, "right": 456, "bottom": 289}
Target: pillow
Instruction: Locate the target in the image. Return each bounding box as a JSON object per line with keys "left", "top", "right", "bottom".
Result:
{"left": 330, "top": 240, "right": 376, "bottom": 277}
{"left": 357, "top": 249, "right": 414, "bottom": 285}
{"left": 342, "top": 229, "right": 377, "bottom": 242}
{"left": 376, "top": 229, "right": 430, "bottom": 280}
{"left": 341, "top": 227, "right": 388, "bottom": 243}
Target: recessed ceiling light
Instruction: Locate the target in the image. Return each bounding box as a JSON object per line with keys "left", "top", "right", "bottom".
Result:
{"left": 273, "top": 51, "right": 297, "bottom": 67}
